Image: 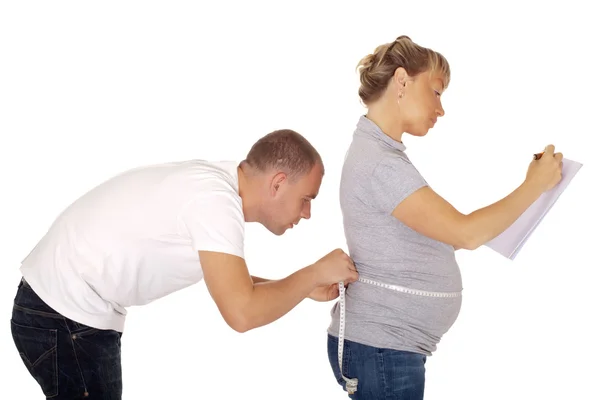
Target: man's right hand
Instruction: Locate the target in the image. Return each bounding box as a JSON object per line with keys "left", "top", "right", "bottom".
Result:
{"left": 310, "top": 249, "right": 358, "bottom": 286}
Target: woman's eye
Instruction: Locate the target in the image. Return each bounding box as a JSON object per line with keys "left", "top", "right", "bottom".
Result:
{"left": 434, "top": 90, "right": 441, "bottom": 97}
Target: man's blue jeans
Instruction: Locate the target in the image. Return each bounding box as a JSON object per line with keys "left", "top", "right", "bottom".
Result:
{"left": 327, "top": 334, "right": 427, "bottom": 399}
{"left": 10, "top": 278, "right": 123, "bottom": 399}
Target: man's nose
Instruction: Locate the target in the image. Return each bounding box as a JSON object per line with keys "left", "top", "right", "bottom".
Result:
{"left": 301, "top": 203, "right": 311, "bottom": 219}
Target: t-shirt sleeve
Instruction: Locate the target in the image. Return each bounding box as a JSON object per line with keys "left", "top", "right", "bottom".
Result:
{"left": 369, "top": 156, "right": 429, "bottom": 214}
{"left": 178, "top": 189, "right": 245, "bottom": 259}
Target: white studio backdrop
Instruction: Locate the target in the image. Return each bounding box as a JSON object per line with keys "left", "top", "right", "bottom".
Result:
{"left": 0, "top": 1, "right": 598, "bottom": 399}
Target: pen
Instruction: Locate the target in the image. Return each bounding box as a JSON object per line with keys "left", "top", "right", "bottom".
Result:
{"left": 533, "top": 152, "right": 544, "bottom": 160}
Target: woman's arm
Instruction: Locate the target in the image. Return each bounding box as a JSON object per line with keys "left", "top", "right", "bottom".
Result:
{"left": 392, "top": 180, "right": 541, "bottom": 250}
{"left": 391, "top": 146, "right": 563, "bottom": 250}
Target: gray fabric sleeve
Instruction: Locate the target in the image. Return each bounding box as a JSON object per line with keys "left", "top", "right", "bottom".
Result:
{"left": 369, "top": 156, "right": 429, "bottom": 214}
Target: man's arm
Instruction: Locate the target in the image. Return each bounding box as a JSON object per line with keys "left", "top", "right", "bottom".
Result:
{"left": 199, "top": 249, "right": 355, "bottom": 333}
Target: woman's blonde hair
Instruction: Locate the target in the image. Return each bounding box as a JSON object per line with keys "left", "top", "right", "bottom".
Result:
{"left": 357, "top": 35, "right": 450, "bottom": 105}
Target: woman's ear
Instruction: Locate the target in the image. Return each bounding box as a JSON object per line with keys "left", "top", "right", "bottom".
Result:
{"left": 393, "top": 67, "right": 408, "bottom": 88}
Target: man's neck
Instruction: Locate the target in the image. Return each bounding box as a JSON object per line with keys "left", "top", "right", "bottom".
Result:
{"left": 237, "top": 165, "right": 259, "bottom": 223}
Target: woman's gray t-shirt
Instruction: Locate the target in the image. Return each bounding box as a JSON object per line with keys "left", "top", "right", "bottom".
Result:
{"left": 327, "top": 116, "right": 463, "bottom": 356}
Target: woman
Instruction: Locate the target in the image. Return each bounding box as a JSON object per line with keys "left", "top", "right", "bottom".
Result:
{"left": 326, "top": 35, "right": 563, "bottom": 399}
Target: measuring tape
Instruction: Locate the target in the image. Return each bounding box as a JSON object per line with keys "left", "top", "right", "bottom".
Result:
{"left": 337, "top": 277, "right": 462, "bottom": 395}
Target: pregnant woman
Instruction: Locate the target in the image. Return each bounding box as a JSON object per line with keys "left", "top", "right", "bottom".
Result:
{"left": 326, "top": 35, "right": 563, "bottom": 399}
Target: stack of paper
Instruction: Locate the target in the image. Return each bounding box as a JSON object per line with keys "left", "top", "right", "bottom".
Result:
{"left": 485, "top": 158, "right": 583, "bottom": 260}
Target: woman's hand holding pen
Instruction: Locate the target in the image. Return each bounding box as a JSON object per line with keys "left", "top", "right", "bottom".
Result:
{"left": 526, "top": 144, "right": 563, "bottom": 193}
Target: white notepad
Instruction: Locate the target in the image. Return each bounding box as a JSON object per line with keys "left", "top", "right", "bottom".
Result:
{"left": 485, "top": 158, "right": 583, "bottom": 260}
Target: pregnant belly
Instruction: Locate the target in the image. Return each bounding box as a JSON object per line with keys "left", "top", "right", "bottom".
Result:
{"left": 346, "top": 281, "right": 463, "bottom": 348}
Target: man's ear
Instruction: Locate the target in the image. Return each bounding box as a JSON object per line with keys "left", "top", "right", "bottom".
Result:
{"left": 270, "top": 172, "right": 287, "bottom": 196}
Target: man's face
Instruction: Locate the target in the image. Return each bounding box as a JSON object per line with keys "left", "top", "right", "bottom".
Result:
{"left": 262, "top": 164, "right": 323, "bottom": 236}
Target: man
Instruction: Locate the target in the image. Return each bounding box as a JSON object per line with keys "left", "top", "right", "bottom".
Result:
{"left": 10, "top": 128, "right": 358, "bottom": 399}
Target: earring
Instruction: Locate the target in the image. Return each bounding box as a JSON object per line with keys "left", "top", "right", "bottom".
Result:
{"left": 398, "top": 82, "right": 407, "bottom": 105}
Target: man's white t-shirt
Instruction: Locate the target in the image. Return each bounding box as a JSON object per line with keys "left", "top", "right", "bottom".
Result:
{"left": 20, "top": 160, "right": 245, "bottom": 332}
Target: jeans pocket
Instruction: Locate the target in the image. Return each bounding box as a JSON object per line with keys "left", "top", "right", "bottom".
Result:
{"left": 11, "top": 320, "right": 58, "bottom": 398}
{"left": 70, "top": 324, "right": 99, "bottom": 339}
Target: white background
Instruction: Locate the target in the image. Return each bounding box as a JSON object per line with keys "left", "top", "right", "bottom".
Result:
{"left": 1, "top": 1, "right": 598, "bottom": 399}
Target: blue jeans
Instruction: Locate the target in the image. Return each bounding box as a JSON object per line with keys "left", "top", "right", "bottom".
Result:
{"left": 10, "top": 278, "right": 123, "bottom": 399}
{"left": 327, "top": 334, "right": 427, "bottom": 400}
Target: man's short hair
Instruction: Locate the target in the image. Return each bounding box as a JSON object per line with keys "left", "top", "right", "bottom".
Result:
{"left": 243, "top": 129, "right": 323, "bottom": 179}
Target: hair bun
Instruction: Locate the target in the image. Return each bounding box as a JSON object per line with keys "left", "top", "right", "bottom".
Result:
{"left": 355, "top": 35, "right": 450, "bottom": 105}
{"left": 357, "top": 53, "right": 376, "bottom": 72}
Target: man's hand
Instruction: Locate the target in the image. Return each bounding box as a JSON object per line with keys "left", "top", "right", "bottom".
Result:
{"left": 309, "top": 249, "right": 358, "bottom": 286}
{"left": 308, "top": 283, "right": 341, "bottom": 302}
{"left": 198, "top": 248, "right": 357, "bottom": 333}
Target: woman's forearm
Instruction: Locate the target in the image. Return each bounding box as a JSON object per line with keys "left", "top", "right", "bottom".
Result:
{"left": 462, "top": 180, "right": 543, "bottom": 249}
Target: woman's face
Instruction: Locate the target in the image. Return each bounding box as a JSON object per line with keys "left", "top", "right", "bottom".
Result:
{"left": 396, "top": 69, "right": 446, "bottom": 137}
